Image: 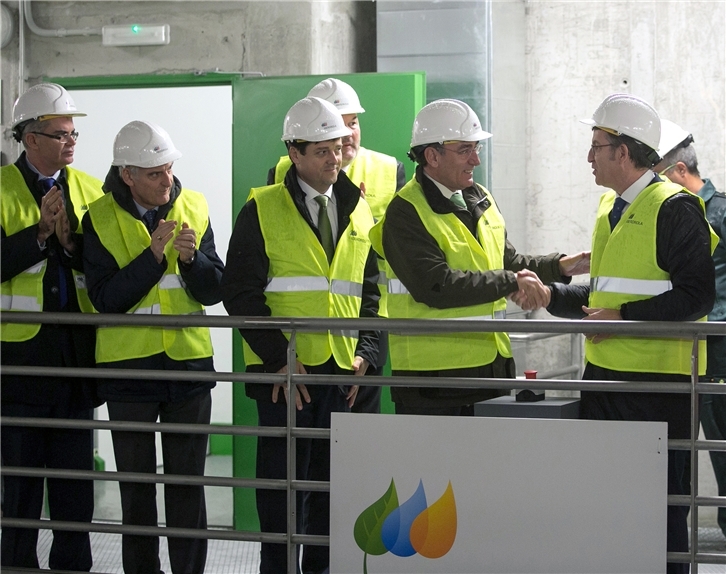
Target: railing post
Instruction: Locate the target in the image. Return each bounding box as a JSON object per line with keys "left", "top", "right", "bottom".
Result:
{"left": 690, "top": 335, "right": 700, "bottom": 573}
{"left": 287, "top": 330, "right": 298, "bottom": 574}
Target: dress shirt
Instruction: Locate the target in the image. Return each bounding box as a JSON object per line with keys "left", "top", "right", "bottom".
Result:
{"left": 299, "top": 177, "right": 338, "bottom": 243}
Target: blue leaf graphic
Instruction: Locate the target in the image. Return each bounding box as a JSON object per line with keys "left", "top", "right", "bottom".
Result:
{"left": 381, "top": 480, "right": 427, "bottom": 557}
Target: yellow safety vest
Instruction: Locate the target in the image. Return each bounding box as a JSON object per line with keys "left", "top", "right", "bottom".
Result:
{"left": 370, "top": 179, "right": 512, "bottom": 371}
{"left": 88, "top": 189, "right": 213, "bottom": 363}
{"left": 1, "top": 165, "right": 103, "bottom": 342}
{"left": 587, "top": 181, "right": 718, "bottom": 375}
{"left": 244, "top": 183, "right": 374, "bottom": 368}
{"left": 274, "top": 149, "right": 398, "bottom": 317}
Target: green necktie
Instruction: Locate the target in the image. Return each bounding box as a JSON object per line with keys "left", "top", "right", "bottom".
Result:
{"left": 450, "top": 192, "right": 467, "bottom": 210}
{"left": 315, "top": 195, "right": 335, "bottom": 263}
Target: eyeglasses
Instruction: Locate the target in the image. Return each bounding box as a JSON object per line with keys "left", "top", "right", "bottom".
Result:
{"left": 589, "top": 143, "right": 616, "bottom": 154}
{"left": 31, "top": 130, "right": 79, "bottom": 143}
{"left": 439, "top": 142, "right": 484, "bottom": 158}
{"left": 658, "top": 164, "right": 676, "bottom": 176}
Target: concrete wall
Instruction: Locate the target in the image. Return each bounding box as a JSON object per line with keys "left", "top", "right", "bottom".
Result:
{"left": 492, "top": 0, "right": 527, "bottom": 251}
{"left": 525, "top": 0, "right": 725, "bottom": 255}
{"left": 0, "top": 0, "right": 376, "bottom": 160}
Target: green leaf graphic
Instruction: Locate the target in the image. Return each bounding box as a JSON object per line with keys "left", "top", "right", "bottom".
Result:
{"left": 354, "top": 478, "right": 399, "bottom": 556}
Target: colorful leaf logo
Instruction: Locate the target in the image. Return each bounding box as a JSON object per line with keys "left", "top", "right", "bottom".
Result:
{"left": 410, "top": 481, "right": 457, "bottom": 558}
{"left": 353, "top": 478, "right": 399, "bottom": 573}
{"left": 354, "top": 479, "right": 457, "bottom": 573}
{"left": 381, "top": 479, "right": 427, "bottom": 556}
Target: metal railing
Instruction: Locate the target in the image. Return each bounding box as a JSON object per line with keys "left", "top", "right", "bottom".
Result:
{"left": 2, "top": 311, "right": 726, "bottom": 573}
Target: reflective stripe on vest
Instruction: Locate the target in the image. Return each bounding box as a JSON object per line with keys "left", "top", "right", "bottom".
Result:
{"left": 89, "top": 188, "right": 213, "bottom": 363}
{"left": 1, "top": 293, "right": 42, "bottom": 312}
{"left": 591, "top": 276, "right": 673, "bottom": 296}
{"left": 0, "top": 165, "right": 103, "bottom": 341}
{"left": 159, "top": 274, "right": 186, "bottom": 290}
{"left": 243, "top": 183, "right": 374, "bottom": 368}
{"left": 587, "top": 182, "right": 716, "bottom": 375}
{"left": 371, "top": 178, "right": 512, "bottom": 370}
{"left": 264, "top": 276, "right": 363, "bottom": 299}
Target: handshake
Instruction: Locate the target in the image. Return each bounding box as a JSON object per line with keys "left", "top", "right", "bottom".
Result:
{"left": 508, "top": 251, "right": 590, "bottom": 312}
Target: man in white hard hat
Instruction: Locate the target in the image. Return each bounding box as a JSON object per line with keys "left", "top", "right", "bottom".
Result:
{"left": 546, "top": 94, "right": 717, "bottom": 574}
{"left": 1, "top": 82, "right": 103, "bottom": 570}
{"left": 222, "top": 96, "right": 380, "bottom": 574}
{"left": 270, "top": 78, "right": 406, "bottom": 414}
{"left": 654, "top": 120, "right": 726, "bottom": 538}
{"left": 369, "top": 98, "right": 588, "bottom": 416}
{"left": 82, "top": 120, "right": 225, "bottom": 574}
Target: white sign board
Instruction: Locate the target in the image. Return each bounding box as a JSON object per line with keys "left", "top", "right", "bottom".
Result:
{"left": 331, "top": 413, "right": 667, "bottom": 574}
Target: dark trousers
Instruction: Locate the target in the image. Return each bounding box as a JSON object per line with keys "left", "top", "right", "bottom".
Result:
{"left": 351, "top": 332, "right": 387, "bottom": 414}
{"left": 107, "top": 391, "right": 211, "bottom": 574}
{"left": 580, "top": 384, "right": 690, "bottom": 574}
{"left": 701, "top": 392, "right": 726, "bottom": 536}
{"left": 255, "top": 364, "right": 348, "bottom": 574}
{"left": 1, "top": 402, "right": 94, "bottom": 571}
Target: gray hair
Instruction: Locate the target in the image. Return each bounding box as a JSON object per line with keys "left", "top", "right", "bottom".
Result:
{"left": 118, "top": 165, "right": 139, "bottom": 178}
{"left": 18, "top": 119, "right": 44, "bottom": 147}
{"left": 661, "top": 144, "right": 700, "bottom": 177}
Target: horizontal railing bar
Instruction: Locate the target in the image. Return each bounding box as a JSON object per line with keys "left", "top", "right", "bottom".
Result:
{"left": 670, "top": 439, "right": 726, "bottom": 452}
{"left": 7, "top": 366, "right": 724, "bottom": 396}
{"left": 0, "top": 364, "right": 279, "bottom": 384}
{"left": 695, "top": 553, "right": 726, "bottom": 564}
{"left": 0, "top": 466, "right": 331, "bottom": 492}
{"left": 0, "top": 416, "right": 329, "bottom": 439}
{"left": 2, "top": 311, "right": 725, "bottom": 337}
{"left": 668, "top": 551, "right": 726, "bottom": 565}
{"left": 0, "top": 517, "right": 327, "bottom": 546}
{"left": 690, "top": 495, "right": 726, "bottom": 508}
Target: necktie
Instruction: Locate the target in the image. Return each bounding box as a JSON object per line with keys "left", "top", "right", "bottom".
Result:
{"left": 609, "top": 196, "right": 628, "bottom": 231}
{"left": 41, "top": 178, "right": 68, "bottom": 307}
{"left": 41, "top": 177, "right": 57, "bottom": 194}
{"left": 450, "top": 192, "right": 467, "bottom": 210}
{"left": 314, "top": 195, "right": 335, "bottom": 263}
{"left": 142, "top": 209, "right": 157, "bottom": 233}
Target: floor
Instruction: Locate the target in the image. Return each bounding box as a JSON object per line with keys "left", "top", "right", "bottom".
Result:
{"left": 36, "top": 455, "right": 263, "bottom": 573}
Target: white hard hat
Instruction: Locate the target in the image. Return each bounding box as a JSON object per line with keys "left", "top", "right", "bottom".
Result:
{"left": 307, "top": 78, "right": 365, "bottom": 115}
{"left": 658, "top": 119, "right": 693, "bottom": 157}
{"left": 281, "top": 97, "right": 352, "bottom": 143}
{"left": 410, "top": 99, "right": 492, "bottom": 148}
{"left": 11, "top": 83, "right": 86, "bottom": 138}
{"left": 112, "top": 120, "right": 182, "bottom": 168}
{"left": 581, "top": 93, "right": 661, "bottom": 151}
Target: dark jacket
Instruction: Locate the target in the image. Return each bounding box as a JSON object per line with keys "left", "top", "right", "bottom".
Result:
{"left": 547, "top": 188, "right": 715, "bottom": 322}
{"left": 221, "top": 165, "right": 380, "bottom": 401}
{"left": 380, "top": 166, "right": 570, "bottom": 407}
{"left": 1, "top": 152, "right": 98, "bottom": 408}
{"left": 81, "top": 166, "right": 224, "bottom": 403}
{"left": 700, "top": 179, "right": 726, "bottom": 377}
{"left": 547, "top": 179, "right": 716, "bottom": 439}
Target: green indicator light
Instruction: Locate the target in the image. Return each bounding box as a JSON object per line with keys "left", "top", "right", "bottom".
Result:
{"left": 131, "top": 25, "right": 141, "bottom": 34}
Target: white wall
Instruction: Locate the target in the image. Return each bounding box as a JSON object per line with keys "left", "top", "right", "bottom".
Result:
{"left": 525, "top": 1, "right": 725, "bottom": 255}
{"left": 69, "top": 85, "right": 233, "bottom": 468}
